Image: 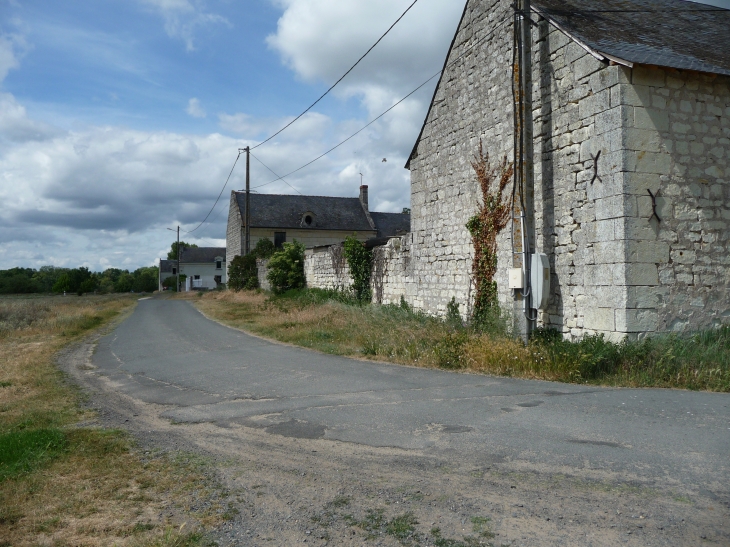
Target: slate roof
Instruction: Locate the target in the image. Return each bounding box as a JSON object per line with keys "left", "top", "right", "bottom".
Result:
{"left": 370, "top": 212, "right": 411, "bottom": 238}
{"left": 234, "top": 192, "right": 374, "bottom": 232}
{"left": 406, "top": 0, "right": 730, "bottom": 168}
{"left": 532, "top": 0, "right": 730, "bottom": 76}
{"left": 179, "top": 247, "right": 226, "bottom": 264}
{"left": 159, "top": 259, "right": 174, "bottom": 273}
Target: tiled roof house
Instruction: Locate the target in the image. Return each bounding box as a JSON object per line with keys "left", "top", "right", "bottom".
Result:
{"left": 226, "top": 185, "right": 410, "bottom": 274}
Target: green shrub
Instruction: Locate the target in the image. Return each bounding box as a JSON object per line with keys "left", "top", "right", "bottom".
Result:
{"left": 252, "top": 238, "right": 276, "bottom": 259}
{"left": 228, "top": 255, "right": 259, "bottom": 291}
{"left": 162, "top": 274, "right": 186, "bottom": 292}
{"left": 343, "top": 236, "right": 372, "bottom": 302}
{"left": 267, "top": 241, "right": 305, "bottom": 294}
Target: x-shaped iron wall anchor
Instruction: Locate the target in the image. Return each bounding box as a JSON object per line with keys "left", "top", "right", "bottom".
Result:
{"left": 647, "top": 189, "right": 661, "bottom": 223}
{"left": 590, "top": 150, "right": 602, "bottom": 184}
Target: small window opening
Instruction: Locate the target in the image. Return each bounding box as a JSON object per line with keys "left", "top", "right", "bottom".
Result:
{"left": 194, "top": 275, "right": 200, "bottom": 280}
{"left": 172, "top": 267, "right": 177, "bottom": 275}
{"left": 304, "top": 215, "right": 313, "bottom": 226}
{"left": 216, "top": 260, "right": 222, "bottom": 269}
{"left": 274, "top": 232, "right": 286, "bottom": 248}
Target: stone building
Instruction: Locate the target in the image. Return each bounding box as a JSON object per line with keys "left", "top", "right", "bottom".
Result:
{"left": 226, "top": 186, "right": 409, "bottom": 275}
{"left": 404, "top": 0, "right": 730, "bottom": 338}
{"left": 304, "top": 0, "right": 729, "bottom": 339}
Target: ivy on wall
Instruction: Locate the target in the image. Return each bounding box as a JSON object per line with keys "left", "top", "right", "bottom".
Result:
{"left": 465, "top": 143, "right": 514, "bottom": 322}
{"left": 343, "top": 235, "right": 373, "bottom": 302}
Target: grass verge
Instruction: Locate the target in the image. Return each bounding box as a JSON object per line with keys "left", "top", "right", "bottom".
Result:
{"left": 0, "top": 294, "right": 219, "bottom": 546}
{"left": 194, "top": 289, "right": 730, "bottom": 391}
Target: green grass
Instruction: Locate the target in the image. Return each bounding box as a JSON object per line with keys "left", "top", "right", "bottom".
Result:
{"left": 385, "top": 512, "right": 419, "bottom": 542}
{"left": 0, "top": 428, "right": 68, "bottom": 481}
{"left": 137, "top": 527, "right": 216, "bottom": 547}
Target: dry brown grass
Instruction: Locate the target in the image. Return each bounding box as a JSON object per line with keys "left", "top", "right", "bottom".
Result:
{"left": 196, "top": 289, "right": 730, "bottom": 391}
{"left": 0, "top": 295, "right": 221, "bottom": 547}
{"left": 196, "top": 290, "right": 455, "bottom": 368}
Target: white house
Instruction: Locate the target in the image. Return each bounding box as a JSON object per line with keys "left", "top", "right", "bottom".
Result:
{"left": 159, "top": 247, "right": 226, "bottom": 291}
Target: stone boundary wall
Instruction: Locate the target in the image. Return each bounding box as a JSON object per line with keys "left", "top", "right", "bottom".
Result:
{"left": 304, "top": 245, "right": 351, "bottom": 291}
{"left": 304, "top": 237, "right": 425, "bottom": 309}
{"left": 257, "top": 259, "right": 271, "bottom": 291}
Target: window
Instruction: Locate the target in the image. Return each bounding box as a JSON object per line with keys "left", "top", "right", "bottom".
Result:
{"left": 214, "top": 275, "right": 222, "bottom": 284}
{"left": 194, "top": 275, "right": 200, "bottom": 280}
{"left": 274, "top": 232, "right": 286, "bottom": 248}
{"left": 172, "top": 267, "right": 177, "bottom": 275}
{"left": 216, "top": 260, "right": 222, "bottom": 269}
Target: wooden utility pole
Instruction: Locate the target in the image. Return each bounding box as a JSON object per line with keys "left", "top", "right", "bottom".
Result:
{"left": 176, "top": 225, "right": 180, "bottom": 292}
{"left": 245, "top": 146, "right": 251, "bottom": 255}
{"left": 166, "top": 226, "right": 181, "bottom": 292}
{"left": 513, "top": 0, "right": 536, "bottom": 342}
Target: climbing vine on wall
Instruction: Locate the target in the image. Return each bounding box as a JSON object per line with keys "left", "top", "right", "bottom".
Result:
{"left": 465, "top": 142, "right": 514, "bottom": 322}
{"left": 343, "top": 235, "right": 373, "bottom": 302}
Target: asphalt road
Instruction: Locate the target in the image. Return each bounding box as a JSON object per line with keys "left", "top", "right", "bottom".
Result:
{"left": 92, "top": 298, "right": 730, "bottom": 504}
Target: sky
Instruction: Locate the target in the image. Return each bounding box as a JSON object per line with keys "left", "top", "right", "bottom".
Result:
{"left": 0, "top": 0, "right": 728, "bottom": 271}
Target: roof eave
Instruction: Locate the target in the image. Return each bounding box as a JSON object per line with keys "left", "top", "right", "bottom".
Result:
{"left": 405, "top": 0, "right": 471, "bottom": 171}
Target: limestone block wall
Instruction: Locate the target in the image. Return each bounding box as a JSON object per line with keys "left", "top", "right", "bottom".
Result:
{"left": 256, "top": 259, "right": 271, "bottom": 291}
{"left": 304, "top": 238, "right": 418, "bottom": 307}
{"left": 304, "top": 245, "right": 352, "bottom": 291}
{"left": 408, "top": 0, "right": 513, "bottom": 318}
{"left": 532, "top": 21, "right": 629, "bottom": 339}
{"left": 249, "top": 229, "right": 374, "bottom": 251}
{"left": 619, "top": 66, "right": 730, "bottom": 334}
{"left": 371, "top": 237, "right": 416, "bottom": 306}
{"left": 407, "top": 0, "right": 631, "bottom": 332}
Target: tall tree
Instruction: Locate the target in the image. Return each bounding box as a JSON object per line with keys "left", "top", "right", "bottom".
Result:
{"left": 167, "top": 241, "right": 198, "bottom": 260}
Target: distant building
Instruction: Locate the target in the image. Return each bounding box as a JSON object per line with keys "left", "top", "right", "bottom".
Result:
{"left": 159, "top": 247, "right": 226, "bottom": 291}
{"left": 226, "top": 185, "right": 410, "bottom": 274}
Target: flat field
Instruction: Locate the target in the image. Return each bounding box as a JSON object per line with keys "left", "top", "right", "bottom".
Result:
{"left": 0, "top": 294, "right": 220, "bottom": 547}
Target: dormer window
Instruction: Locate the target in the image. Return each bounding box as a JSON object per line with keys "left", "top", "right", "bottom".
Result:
{"left": 301, "top": 211, "right": 315, "bottom": 227}
{"left": 215, "top": 257, "right": 223, "bottom": 269}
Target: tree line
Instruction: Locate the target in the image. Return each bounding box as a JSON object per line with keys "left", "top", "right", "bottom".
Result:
{"left": 0, "top": 266, "right": 159, "bottom": 295}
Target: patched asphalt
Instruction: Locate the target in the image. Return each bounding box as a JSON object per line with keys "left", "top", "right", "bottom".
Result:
{"left": 93, "top": 298, "right": 730, "bottom": 502}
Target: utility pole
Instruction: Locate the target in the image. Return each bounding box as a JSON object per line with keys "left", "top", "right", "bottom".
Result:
{"left": 245, "top": 146, "right": 251, "bottom": 255}
{"left": 166, "top": 226, "right": 180, "bottom": 292}
{"left": 176, "top": 225, "right": 180, "bottom": 292}
{"left": 512, "top": 0, "right": 536, "bottom": 343}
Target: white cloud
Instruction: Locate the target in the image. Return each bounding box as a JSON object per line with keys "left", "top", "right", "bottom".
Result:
{"left": 1, "top": 0, "right": 466, "bottom": 270}
{"left": 0, "top": 93, "right": 62, "bottom": 142}
{"left": 0, "top": 94, "right": 411, "bottom": 270}
{"left": 186, "top": 97, "right": 206, "bottom": 118}
{"left": 0, "top": 26, "right": 29, "bottom": 84}
{"left": 137, "top": 0, "right": 229, "bottom": 51}
{"left": 266, "top": 0, "right": 462, "bottom": 115}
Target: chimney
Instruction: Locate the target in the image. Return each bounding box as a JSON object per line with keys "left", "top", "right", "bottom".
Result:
{"left": 359, "top": 185, "right": 369, "bottom": 211}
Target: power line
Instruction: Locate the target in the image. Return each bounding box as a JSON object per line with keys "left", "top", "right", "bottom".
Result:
{"left": 185, "top": 150, "right": 241, "bottom": 234}
{"left": 539, "top": 8, "right": 728, "bottom": 13}
{"left": 251, "top": 0, "right": 420, "bottom": 151}
{"left": 253, "top": 14, "right": 512, "bottom": 191}
{"left": 250, "top": 151, "right": 303, "bottom": 195}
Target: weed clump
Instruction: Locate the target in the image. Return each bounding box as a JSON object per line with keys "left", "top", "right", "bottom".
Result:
{"left": 0, "top": 428, "right": 68, "bottom": 481}
{"left": 197, "top": 290, "right": 730, "bottom": 391}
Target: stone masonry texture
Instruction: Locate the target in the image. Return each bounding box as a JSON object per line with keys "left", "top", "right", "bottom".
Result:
{"left": 304, "top": 0, "right": 730, "bottom": 339}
